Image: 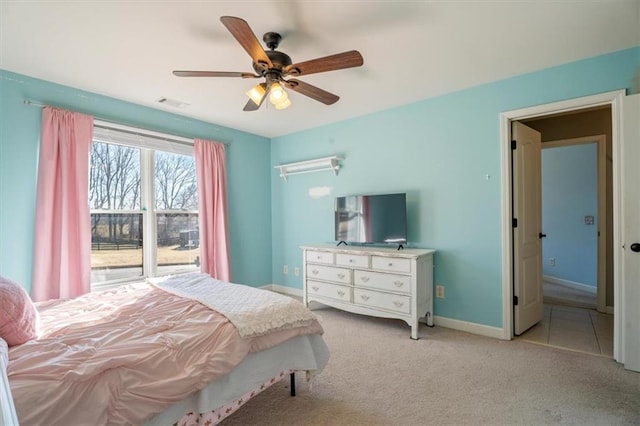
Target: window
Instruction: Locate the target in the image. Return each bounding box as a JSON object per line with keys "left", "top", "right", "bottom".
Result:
{"left": 89, "top": 124, "right": 198, "bottom": 287}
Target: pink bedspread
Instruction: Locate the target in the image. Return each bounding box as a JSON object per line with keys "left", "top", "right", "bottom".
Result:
{"left": 8, "top": 282, "right": 323, "bottom": 425}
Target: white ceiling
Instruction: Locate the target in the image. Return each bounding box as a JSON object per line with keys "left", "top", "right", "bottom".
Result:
{"left": 1, "top": 1, "right": 638, "bottom": 138}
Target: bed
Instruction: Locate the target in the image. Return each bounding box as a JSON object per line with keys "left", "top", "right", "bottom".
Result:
{"left": 1, "top": 273, "right": 329, "bottom": 425}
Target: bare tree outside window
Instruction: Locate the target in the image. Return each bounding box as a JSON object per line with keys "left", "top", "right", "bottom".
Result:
{"left": 155, "top": 152, "right": 197, "bottom": 210}
{"left": 154, "top": 151, "right": 199, "bottom": 271}
{"left": 90, "top": 142, "right": 141, "bottom": 243}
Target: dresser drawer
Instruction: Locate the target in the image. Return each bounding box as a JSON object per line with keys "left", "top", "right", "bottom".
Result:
{"left": 306, "top": 264, "right": 352, "bottom": 284}
{"left": 354, "top": 288, "right": 411, "bottom": 314}
{"left": 371, "top": 256, "right": 411, "bottom": 273}
{"left": 306, "top": 250, "right": 334, "bottom": 264}
{"left": 354, "top": 270, "right": 411, "bottom": 294}
{"left": 307, "top": 280, "right": 352, "bottom": 302}
{"left": 335, "top": 253, "right": 369, "bottom": 268}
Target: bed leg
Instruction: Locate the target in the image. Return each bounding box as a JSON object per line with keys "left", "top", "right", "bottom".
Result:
{"left": 290, "top": 372, "right": 296, "bottom": 397}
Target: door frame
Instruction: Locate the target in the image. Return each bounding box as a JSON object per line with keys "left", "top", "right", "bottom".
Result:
{"left": 499, "top": 90, "right": 625, "bottom": 363}
{"left": 542, "top": 135, "right": 607, "bottom": 313}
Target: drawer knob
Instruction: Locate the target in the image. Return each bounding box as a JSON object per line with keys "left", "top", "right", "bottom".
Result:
{"left": 360, "top": 294, "right": 370, "bottom": 301}
{"left": 317, "top": 256, "right": 321, "bottom": 260}
{"left": 388, "top": 262, "right": 393, "bottom": 267}
{"left": 393, "top": 300, "right": 404, "bottom": 307}
{"left": 337, "top": 290, "right": 345, "bottom": 297}
{"left": 337, "top": 273, "right": 345, "bottom": 279}
{"left": 393, "top": 281, "right": 404, "bottom": 288}
{"left": 360, "top": 276, "right": 370, "bottom": 283}
{"left": 311, "top": 270, "right": 319, "bottom": 275}
{"left": 312, "top": 286, "right": 319, "bottom": 291}
{"left": 349, "top": 259, "right": 353, "bottom": 263}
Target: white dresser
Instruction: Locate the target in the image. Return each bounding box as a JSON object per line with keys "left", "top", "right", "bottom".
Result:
{"left": 302, "top": 244, "right": 435, "bottom": 339}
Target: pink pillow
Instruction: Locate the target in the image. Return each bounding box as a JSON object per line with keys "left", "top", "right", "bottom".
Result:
{"left": 0, "top": 276, "right": 39, "bottom": 346}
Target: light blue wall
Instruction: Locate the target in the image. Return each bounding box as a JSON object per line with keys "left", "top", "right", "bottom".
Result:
{"left": 270, "top": 47, "right": 640, "bottom": 328}
{"left": 542, "top": 144, "right": 598, "bottom": 288}
{"left": 0, "top": 70, "right": 272, "bottom": 293}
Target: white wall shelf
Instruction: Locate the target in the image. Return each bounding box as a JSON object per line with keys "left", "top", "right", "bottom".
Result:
{"left": 275, "top": 156, "right": 343, "bottom": 181}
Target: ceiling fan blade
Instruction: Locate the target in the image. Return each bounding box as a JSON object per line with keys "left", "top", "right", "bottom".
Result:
{"left": 243, "top": 83, "right": 269, "bottom": 111}
{"left": 284, "top": 50, "right": 363, "bottom": 77}
{"left": 220, "top": 16, "right": 273, "bottom": 69}
{"left": 173, "top": 71, "right": 259, "bottom": 78}
{"left": 283, "top": 79, "right": 339, "bottom": 105}
{"left": 243, "top": 98, "right": 260, "bottom": 111}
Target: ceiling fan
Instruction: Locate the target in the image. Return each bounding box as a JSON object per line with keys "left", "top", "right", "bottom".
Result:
{"left": 173, "top": 16, "right": 364, "bottom": 111}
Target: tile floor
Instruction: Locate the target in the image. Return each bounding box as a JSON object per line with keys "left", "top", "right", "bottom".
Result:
{"left": 542, "top": 280, "right": 596, "bottom": 310}
{"left": 517, "top": 303, "right": 614, "bottom": 357}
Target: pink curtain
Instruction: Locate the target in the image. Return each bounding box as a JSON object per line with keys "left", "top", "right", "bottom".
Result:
{"left": 194, "top": 139, "right": 231, "bottom": 281}
{"left": 31, "top": 107, "right": 94, "bottom": 302}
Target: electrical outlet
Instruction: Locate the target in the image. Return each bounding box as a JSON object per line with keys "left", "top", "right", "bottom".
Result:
{"left": 549, "top": 258, "right": 556, "bottom": 267}
{"left": 436, "top": 285, "right": 445, "bottom": 299}
{"left": 294, "top": 267, "right": 300, "bottom": 276}
{"left": 283, "top": 265, "right": 289, "bottom": 274}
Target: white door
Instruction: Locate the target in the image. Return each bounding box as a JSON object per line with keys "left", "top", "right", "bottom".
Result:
{"left": 513, "top": 121, "right": 544, "bottom": 335}
{"left": 622, "top": 93, "right": 640, "bottom": 372}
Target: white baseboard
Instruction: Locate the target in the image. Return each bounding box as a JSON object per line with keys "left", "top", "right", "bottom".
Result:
{"left": 265, "top": 284, "right": 506, "bottom": 340}
{"left": 433, "top": 316, "right": 506, "bottom": 340}
{"left": 544, "top": 275, "right": 597, "bottom": 294}
{"left": 262, "top": 284, "right": 303, "bottom": 298}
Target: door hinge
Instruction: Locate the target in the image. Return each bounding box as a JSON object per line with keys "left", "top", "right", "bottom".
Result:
{"left": 511, "top": 140, "right": 517, "bottom": 150}
{"left": 513, "top": 296, "right": 519, "bottom": 306}
{"left": 512, "top": 218, "right": 518, "bottom": 228}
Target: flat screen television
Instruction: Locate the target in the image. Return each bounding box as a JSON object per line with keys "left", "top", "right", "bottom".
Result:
{"left": 335, "top": 193, "right": 407, "bottom": 247}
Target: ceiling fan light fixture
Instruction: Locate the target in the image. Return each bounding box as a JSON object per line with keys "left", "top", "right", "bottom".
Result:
{"left": 246, "top": 83, "right": 266, "bottom": 105}
{"left": 268, "top": 82, "right": 291, "bottom": 109}
{"left": 274, "top": 98, "right": 292, "bottom": 110}
{"left": 269, "top": 82, "right": 287, "bottom": 101}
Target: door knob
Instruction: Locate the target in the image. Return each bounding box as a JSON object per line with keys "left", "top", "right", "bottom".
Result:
{"left": 539, "top": 233, "right": 547, "bottom": 239}
{"left": 631, "top": 243, "right": 640, "bottom": 253}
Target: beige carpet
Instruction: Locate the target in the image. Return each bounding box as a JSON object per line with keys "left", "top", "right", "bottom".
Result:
{"left": 222, "top": 307, "right": 639, "bottom": 425}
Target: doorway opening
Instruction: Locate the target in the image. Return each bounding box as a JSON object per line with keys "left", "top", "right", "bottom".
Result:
{"left": 499, "top": 90, "right": 625, "bottom": 363}
{"left": 539, "top": 138, "right": 599, "bottom": 311}
{"left": 514, "top": 125, "right": 612, "bottom": 356}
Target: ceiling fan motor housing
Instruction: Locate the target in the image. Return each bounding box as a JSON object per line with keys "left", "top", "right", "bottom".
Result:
{"left": 253, "top": 49, "right": 292, "bottom": 76}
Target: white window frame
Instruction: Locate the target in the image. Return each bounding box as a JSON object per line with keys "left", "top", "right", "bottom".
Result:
{"left": 90, "top": 121, "right": 197, "bottom": 290}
